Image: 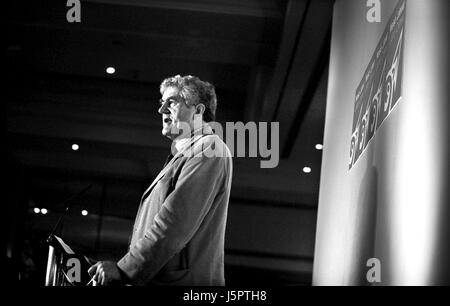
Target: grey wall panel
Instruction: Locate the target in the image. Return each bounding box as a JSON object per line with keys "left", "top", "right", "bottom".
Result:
{"left": 314, "top": 0, "right": 449, "bottom": 285}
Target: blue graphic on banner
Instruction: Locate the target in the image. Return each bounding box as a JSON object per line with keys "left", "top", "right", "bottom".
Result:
{"left": 349, "top": 0, "right": 406, "bottom": 170}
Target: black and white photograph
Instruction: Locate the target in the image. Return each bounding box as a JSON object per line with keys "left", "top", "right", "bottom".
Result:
{"left": 5, "top": 0, "right": 449, "bottom": 295}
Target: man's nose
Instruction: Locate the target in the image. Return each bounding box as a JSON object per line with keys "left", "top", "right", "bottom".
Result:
{"left": 158, "top": 102, "right": 170, "bottom": 114}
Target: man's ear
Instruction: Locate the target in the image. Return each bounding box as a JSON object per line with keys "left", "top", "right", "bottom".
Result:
{"left": 195, "top": 103, "right": 206, "bottom": 116}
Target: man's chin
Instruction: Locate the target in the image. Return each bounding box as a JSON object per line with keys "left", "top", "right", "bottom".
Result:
{"left": 162, "top": 126, "right": 176, "bottom": 140}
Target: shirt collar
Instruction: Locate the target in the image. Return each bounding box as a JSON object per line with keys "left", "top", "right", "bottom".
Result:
{"left": 173, "top": 122, "right": 213, "bottom": 153}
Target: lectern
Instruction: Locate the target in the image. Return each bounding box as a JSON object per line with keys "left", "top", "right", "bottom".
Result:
{"left": 45, "top": 235, "right": 95, "bottom": 286}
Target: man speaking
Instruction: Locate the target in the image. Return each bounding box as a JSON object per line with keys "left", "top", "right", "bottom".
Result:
{"left": 88, "top": 75, "right": 233, "bottom": 286}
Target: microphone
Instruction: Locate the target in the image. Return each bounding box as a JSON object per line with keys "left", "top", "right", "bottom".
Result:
{"left": 46, "top": 184, "right": 93, "bottom": 245}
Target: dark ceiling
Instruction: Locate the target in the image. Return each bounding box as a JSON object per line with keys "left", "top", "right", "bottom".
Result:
{"left": 6, "top": 0, "right": 333, "bottom": 250}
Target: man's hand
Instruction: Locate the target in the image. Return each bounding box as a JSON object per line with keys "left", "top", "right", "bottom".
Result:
{"left": 88, "top": 261, "right": 122, "bottom": 286}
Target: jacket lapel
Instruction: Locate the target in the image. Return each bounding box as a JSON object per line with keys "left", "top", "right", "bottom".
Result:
{"left": 139, "top": 124, "right": 214, "bottom": 203}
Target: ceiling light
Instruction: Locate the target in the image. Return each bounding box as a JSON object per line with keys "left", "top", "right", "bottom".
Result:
{"left": 72, "top": 144, "right": 79, "bottom": 151}
{"left": 106, "top": 67, "right": 116, "bottom": 74}
{"left": 315, "top": 144, "right": 323, "bottom": 150}
{"left": 81, "top": 210, "right": 88, "bottom": 216}
{"left": 303, "top": 167, "right": 312, "bottom": 173}
{"left": 41, "top": 208, "right": 48, "bottom": 215}
{"left": 34, "top": 208, "right": 40, "bottom": 214}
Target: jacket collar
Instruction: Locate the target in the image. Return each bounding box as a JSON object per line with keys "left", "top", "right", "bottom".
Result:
{"left": 139, "top": 123, "right": 214, "bottom": 203}
{"left": 173, "top": 122, "right": 214, "bottom": 153}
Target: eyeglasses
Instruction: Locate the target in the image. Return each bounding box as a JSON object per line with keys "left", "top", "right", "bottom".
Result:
{"left": 158, "top": 97, "right": 183, "bottom": 108}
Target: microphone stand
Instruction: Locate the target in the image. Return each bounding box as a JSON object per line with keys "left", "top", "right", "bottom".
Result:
{"left": 46, "top": 184, "right": 93, "bottom": 245}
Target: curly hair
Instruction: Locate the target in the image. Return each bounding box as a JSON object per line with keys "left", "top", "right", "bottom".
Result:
{"left": 160, "top": 75, "right": 217, "bottom": 122}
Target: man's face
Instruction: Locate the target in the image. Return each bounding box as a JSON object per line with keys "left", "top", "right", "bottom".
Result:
{"left": 158, "top": 87, "right": 197, "bottom": 140}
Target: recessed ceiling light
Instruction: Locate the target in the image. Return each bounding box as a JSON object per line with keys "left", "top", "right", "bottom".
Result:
{"left": 303, "top": 167, "right": 312, "bottom": 173}
{"left": 315, "top": 144, "right": 323, "bottom": 150}
{"left": 72, "top": 144, "right": 79, "bottom": 151}
{"left": 41, "top": 208, "right": 48, "bottom": 215}
{"left": 106, "top": 67, "right": 116, "bottom": 74}
{"left": 34, "top": 208, "right": 40, "bottom": 214}
{"left": 81, "top": 210, "right": 88, "bottom": 216}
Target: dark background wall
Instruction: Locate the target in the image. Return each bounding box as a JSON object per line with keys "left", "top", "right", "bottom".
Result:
{"left": 6, "top": 0, "right": 334, "bottom": 286}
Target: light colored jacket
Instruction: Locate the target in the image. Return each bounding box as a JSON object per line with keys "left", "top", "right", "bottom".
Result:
{"left": 117, "top": 127, "right": 233, "bottom": 286}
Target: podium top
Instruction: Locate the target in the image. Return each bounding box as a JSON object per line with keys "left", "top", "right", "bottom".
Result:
{"left": 47, "top": 235, "right": 75, "bottom": 254}
{"left": 45, "top": 235, "right": 95, "bottom": 286}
